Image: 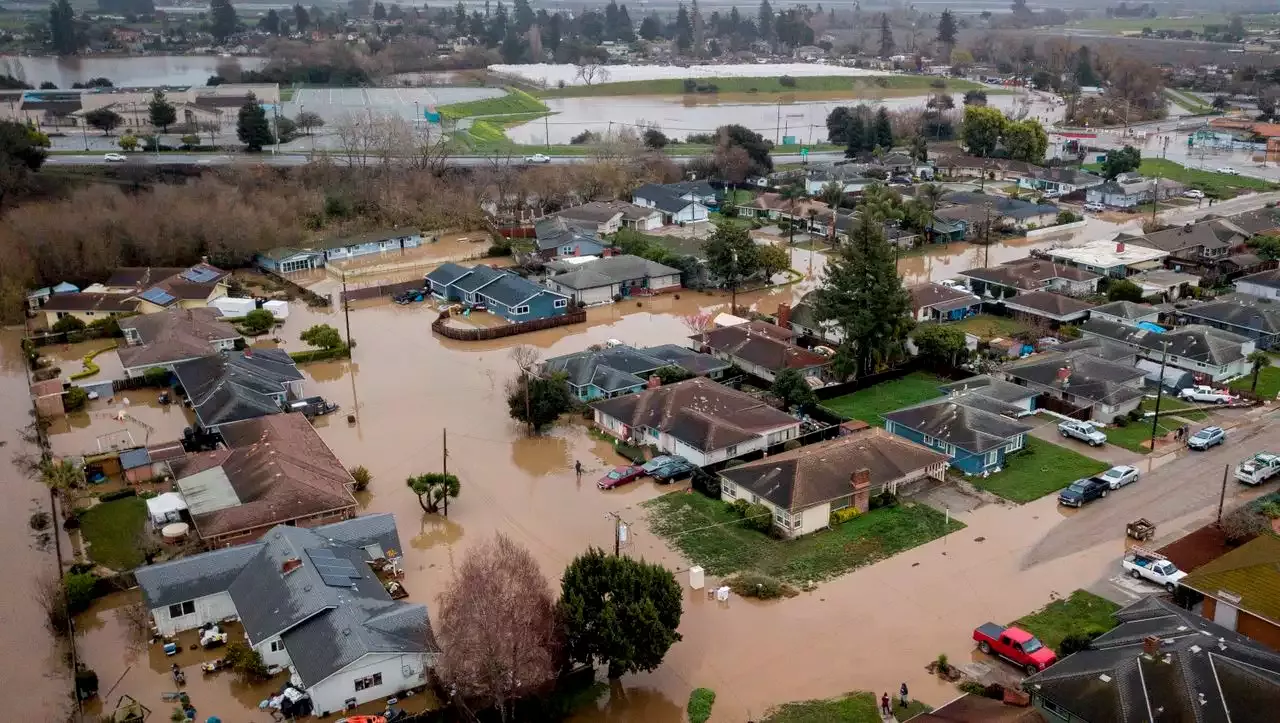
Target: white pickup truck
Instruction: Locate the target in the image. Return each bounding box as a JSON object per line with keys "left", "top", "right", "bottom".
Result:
{"left": 1236, "top": 452, "right": 1280, "bottom": 485}
{"left": 1178, "top": 385, "right": 1235, "bottom": 404}
{"left": 1122, "top": 549, "right": 1186, "bottom": 592}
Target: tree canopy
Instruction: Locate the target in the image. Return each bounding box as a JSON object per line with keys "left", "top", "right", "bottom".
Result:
{"left": 771, "top": 368, "right": 817, "bottom": 409}
{"left": 702, "top": 223, "right": 759, "bottom": 293}
{"left": 912, "top": 324, "right": 968, "bottom": 368}
{"left": 1101, "top": 145, "right": 1142, "bottom": 180}
{"left": 960, "top": 105, "right": 1006, "bottom": 157}
{"left": 236, "top": 93, "right": 274, "bottom": 152}
{"left": 148, "top": 90, "right": 177, "bottom": 133}
{"left": 299, "top": 323, "right": 344, "bottom": 349}
{"left": 507, "top": 371, "right": 573, "bottom": 432}
{"left": 405, "top": 472, "right": 460, "bottom": 513}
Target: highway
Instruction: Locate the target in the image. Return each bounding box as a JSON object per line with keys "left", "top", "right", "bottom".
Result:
{"left": 45, "top": 151, "right": 838, "bottom": 168}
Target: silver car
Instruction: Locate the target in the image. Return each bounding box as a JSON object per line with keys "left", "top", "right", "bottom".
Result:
{"left": 1058, "top": 419, "right": 1107, "bottom": 447}
{"left": 1099, "top": 465, "right": 1139, "bottom": 489}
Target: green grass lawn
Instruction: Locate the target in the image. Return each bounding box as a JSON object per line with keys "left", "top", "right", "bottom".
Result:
{"left": 950, "top": 314, "right": 1032, "bottom": 341}
{"left": 1231, "top": 366, "right": 1280, "bottom": 398}
{"left": 539, "top": 75, "right": 990, "bottom": 99}
{"left": 1013, "top": 590, "right": 1121, "bottom": 651}
{"left": 722, "top": 188, "right": 756, "bottom": 205}
{"left": 1074, "top": 14, "right": 1280, "bottom": 33}
{"left": 973, "top": 438, "right": 1110, "bottom": 503}
{"left": 1139, "top": 396, "right": 1208, "bottom": 421}
{"left": 709, "top": 212, "right": 754, "bottom": 231}
{"left": 1134, "top": 158, "right": 1279, "bottom": 199}
{"left": 820, "top": 371, "right": 946, "bottom": 425}
{"left": 644, "top": 491, "right": 962, "bottom": 583}
{"left": 1164, "top": 88, "right": 1214, "bottom": 115}
{"left": 762, "top": 691, "right": 930, "bottom": 723}
{"left": 438, "top": 88, "right": 549, "bottom": 120}
{"left": 1105, "top": 417, "right": 1181, "bottom": 454}
{"left": 78, "top": 497, "right": 147, "bottom": 571}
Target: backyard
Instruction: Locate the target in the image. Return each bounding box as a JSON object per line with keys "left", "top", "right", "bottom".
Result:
{"left": 761, "top": 691, "right": 930, "bottom": 723}
{"left": 1230, "top": 366, "right": 1280, "bottom": 398}
{"left": 950, "top": 314, "right": 1032, "bottom": 341}
{"left": 971, "top": 438, "right": 1109, "bottom": 503}
{"left": 1013, "top": 589, "right": 1120, "bottom": 651}
{"left": 77, "top": 496, "right": 148, "bottom": 570}
{"left": 643, "top": 491, "right": 963, "bottom": 583}
{"left": 820, "top": 371, "right": 946, "bottom": 425}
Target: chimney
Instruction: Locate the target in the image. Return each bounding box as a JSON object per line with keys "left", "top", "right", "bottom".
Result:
{"left": 1057, "top": 366, "right": 1071, "bottom": 386}
{"left": 777, "top": 302, "right": 792, "bottom": 329}
{"left": 200, "top": 255, "right": 209, "bottom": 265}
{"left": 1116, "top": 240, "right": 1126, "bottom": 254}
{"left": 851, "top": 468, "right": 872, "bottom": 513}
{"left": 281, "top": 557, "right": 302, "bottom": 575}
{"left": 602, "top": 247, "right": 613, "bottom": 257}
{"left": 243, "top": 346, "right": 252, "bottom": 358}
{"left": 1143, "top": 635, "right": 1161, "bottom": 656}
{"left": 647, "top": 375, "right": 661, "bottom": 389}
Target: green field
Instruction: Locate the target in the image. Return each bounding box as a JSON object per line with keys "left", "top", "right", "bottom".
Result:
{"left": 1231, "top": 366, "right": 1280, "bottom": 398}
{"left": 820, "top": 371, "right": 946, "bottom": 425}
{"left": 1084, "top": 158, "right": 1280, "bottom": 199}
{"left": 1074, "top": 13, "right": 1280, "bottom": 34}
{"left": 78, "top": 497, "right": 147, "bottom": 570}
{"left": 1014, "top": 590, "right": 1120, "bottom": 651}
{"left": 437, "top": 88, "right": 549, "bottom": 120}
{"left": 973, "top": 438, "right": 1110, "bottom": 503}
{"left": 762, "top": 692, "right": 930, "bottom": 723}
{"left": 539, "top": 74, "right": 990, "bottom": 99}
{"left": 644, "top": 491, "right": 962, "bottom": 583}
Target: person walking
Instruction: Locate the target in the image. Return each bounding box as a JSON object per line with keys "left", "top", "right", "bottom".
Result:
{"left": 880, "top": 692, "right": 892, "bottom": 717}
{"left": 899, "top": 682, "right": 910, "bottom": 708}
{"left": 575, "top": 460, "right": 583, "bottom": 478}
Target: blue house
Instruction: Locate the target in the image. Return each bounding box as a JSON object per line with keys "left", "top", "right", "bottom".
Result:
{"left": 542, "top": 344, "right": 731, "bottom": 401}
{"left": 883, "top": 395, "right": 1032, "bottom": 475}
{"left": 426, "top": 263, "right": 571, "bottom": 322}
{"left": 534, "top": 217, "right": 610, "bottom": 261}
{"left": 257, "top": 229, "right": 426, "bottom": 273}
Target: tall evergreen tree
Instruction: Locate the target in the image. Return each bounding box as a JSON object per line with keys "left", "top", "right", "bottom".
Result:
{"left": 148, "top": 89, "right": 177, "bottom": 133}
{"left": 49, "top": 0, "right": 79, "bottom": 55}
{"left": 674, "top": 3, "right": 693, "bottom": 52}
{"left": 878, "top": 13, "right": 894, "bottom": 58}
{"left": 873, "top": 106, "right": 893, "bottom": 149}
{"left": 293, "top": 3, "right": 310, "bottom": 31}
{"left": 236, "top": 93, "right": 274, "bottom": 152}
{"left": 639, "top": 13, "right": 661, "bottom": 40}
{"left": 813, "top": 214, "right": 914, "bottom": 379}
{"left": 757, "top": 0, "right": 774, "bottom": 42}
{"left": 936, "top": 9, "right": 956, "bottom": 51}
{"left": 209, "top": 0, "right": 238, "bottom": 42}
{"left": 261, "top": 8, "right": 281, "bottom": 33}
{"left": 843, "top": 113, "right": 866, "bottom": 157}
{"left": 512, "top": 0, "right": 534, "bottom": 33}
{"left": 617, "top": 5, "right": 634, "bottom": 40}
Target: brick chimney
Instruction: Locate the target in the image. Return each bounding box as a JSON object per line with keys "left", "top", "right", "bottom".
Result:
{"left": 1057, "top": 366, "right": 1070, "bottom": 386}
{"left": 647, "top": 375, "right": 661, "bottom": 389}
{"left": 1143, "top": 635, "right": 1161, "bottom": 656}
{"left": 281, "top": 557, "right": 302, "bottom": 575}
{"left": 852, "top": 468, "right": 872, "bottom": 513}
{"left": 602, "top": 247, "right": 613, "bottom": 257}
{"left": 777, "top": 302, "right": 792, "bottom": 329}
{"left": 1116, "top": 240, "right": 1125, "bottom": 254}
{"left": 243, "top": 346, "right": 253, "bottom": 358}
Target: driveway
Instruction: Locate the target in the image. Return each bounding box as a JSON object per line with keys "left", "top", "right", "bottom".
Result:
{"left": 1029, "top": 423, "right": 1143, "bottom": 468}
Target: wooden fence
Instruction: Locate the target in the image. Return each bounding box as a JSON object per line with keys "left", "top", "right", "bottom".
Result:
{"left": 431, "top": 308, "right": 586, "bottom": 341}
{"left": 340, "top": 279, "right": 426, "bottom": 303}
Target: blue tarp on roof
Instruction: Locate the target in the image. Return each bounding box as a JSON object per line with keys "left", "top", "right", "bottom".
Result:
{"left": 1137, "top": 321, "right": 1166, "bottom": 333}
{"left": 119, "top": 448, "right": 151, "bottom": 470}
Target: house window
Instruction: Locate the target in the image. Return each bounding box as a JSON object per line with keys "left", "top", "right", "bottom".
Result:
{"left": 984, "top": 450, "right": 998, "bottom": 467}
{"left": 560, "top": 246, "right": 573, "bottom": 254}
{"left": 354, "top": 673, "right": 383, "bottom": 691}
{"left": 1007, "top": 434, "right": 1024, "bottom": 452}
{"left": 553, "top": 299, "right": 568, "bottom": 309}
{"left": 750, "top": 494, "right": 759, "bottom": 504}
{"left": 774, "top": 511, "right": 786, "bottom": 526}
{"left": 922, "top": 435, "right": 935, "bottom": 446}
{"left": 791, "top": 513, "right": 803, "bottom": 529}
{"left": 514, "top": 305, "right": 530, "bottom": 315}
{"left": 167, "top": 600, "right": 195, "bottom": 618}
{"left": 723, "top": 482, "right": 736, "bottom": 498}
{"left": 269, "top": 640, "right": 285, "bottom": 653}
{"left": 726, "top": 445, "right": 738, "bottom": 456}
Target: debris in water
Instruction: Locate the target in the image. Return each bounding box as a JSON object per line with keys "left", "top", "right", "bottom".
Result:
{"left": 974, "top": 537, "right": 986, "bottom": 543}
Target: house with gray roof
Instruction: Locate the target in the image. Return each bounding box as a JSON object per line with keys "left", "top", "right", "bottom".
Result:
{"left": 1018, "top": 166, "right": 1105, "bottom": 195}
{"left": 256, "top": 228, "right": 426, "bottom": 273}
{"left": 134, "top": 514, "right": 437, "bottom": 716}
{"left": 937, "top": 374, "right": 1040, "bottom": 413}
{"left": 632, "top": 183, "right": 711, "bottom": 224}
{"left": 172, "top": 348, "right": 305, "bottom": 432}
{"left": 1178, "top": 295, "right": 1280, "bottom": 349}
{"left": 1080, "top": 317, "right": 1255, "bottom": 382}
{"left": 960, "top": 258, "right": 1101, "bottom": 299}
{"left": 425, "top": 263, "right": 571, "bottom": 322}
{"left": 1087, "top": 300, "right": 1160, "bottom": 327}
{"left": 542, "top": 344, "right": 730, "bottom": 401}
{"left": 1234, "top": 267, "right": 1280, "bottom": 300}
{"left": 544, "top": 254, "right": 682, "bottom": 305}
{"left": 1003, "top": 350, "right": 1146, "bottom": 421}
{"left": 1002, "top": 290, "right": 1095, "bottom": 325}
{"left": 1130, "top": 218, "right": 1248, "bottom": 263}
{"left": 883, "top": 393, "right": 1033, "bottom": 475}
{"left": 117, "top": 307, "right": 240, "bottom": 379}
{"left": 532, "top": 217, "right": 610, "bottom": 261}
{"left": 909, "top": 282, "right": 982, "bottom": 322}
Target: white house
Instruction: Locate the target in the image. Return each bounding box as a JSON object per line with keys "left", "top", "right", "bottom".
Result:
{"left": 591, "top": 377, "right": 800, "bottom": 466}
{"left": 1080, "top": 317, "right": 1255, "bottom": 382}
{"left": 632, "top": 182, "right": 712, "bottom": 224}
{"left": 544, "top": 254, "right": 682, "bottom": 306}
{"left": 134, "top": 515, "right": 439, "bottom": 716}
{"left": 1234, "top": 268, "right": 1280, "bottom": 300}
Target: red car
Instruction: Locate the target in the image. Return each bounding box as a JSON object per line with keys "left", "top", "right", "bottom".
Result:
{"left": 973, "top": 623, "right": 1057, "bottom": 675}
{"left": 598, "top": 465, "right": 643, "bottom": 490}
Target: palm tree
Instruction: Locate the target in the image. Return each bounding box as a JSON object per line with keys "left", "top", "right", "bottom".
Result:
{"left": 919, "top": 182, "right": 945, "bottom": 242}
{"left": 1248, "top": 350, "right": 1272, "bottom": 393}
{"left": 779, "top": 181, "right": 807, "bottom": 246}
{"left": 40, "top": 457, "right": 82, "bottom": 510}
{"left": 820, "top": 180, "right": 845, "bottom": 244}
{"left": 806, "top": 207, "right": 820, "bottom": 236}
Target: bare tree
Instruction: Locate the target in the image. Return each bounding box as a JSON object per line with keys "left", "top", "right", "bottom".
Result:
{"left": 437, "top": 534, "right": 558, "bottom": 722}
{"left": 33, "top": 572, "right": 69, "bottom": 636}
{"left": 510, "top": 344, "right": 540, "bottom": 374}
{"left": 198, "top": 120, "right": 221, "bottom": 147}
{"left": 332, "top": 112, "right": 381, "bottom": 168}
{"left": 412, "top": 126, "right": 453, "bottom": 175}
{"left": 574, "top": 63, "right": 610, "bottom": 87}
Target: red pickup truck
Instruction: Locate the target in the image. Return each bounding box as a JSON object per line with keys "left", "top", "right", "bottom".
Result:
{"left": 973, "top": 623, "right": 1057, "bottom": 675}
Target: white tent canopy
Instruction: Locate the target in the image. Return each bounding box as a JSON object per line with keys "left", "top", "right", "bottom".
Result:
{"left": 146, "top": 492, "right": 188, "bottom": 527}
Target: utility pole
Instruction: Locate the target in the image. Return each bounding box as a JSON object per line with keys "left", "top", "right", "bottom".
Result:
{"left": 341, "top": 268, "right": 352, "bottom": 349}
{"left": 608, "top": 511, "right": 626, "bottom": 556}
{"left": 442, "top": 428, "right": 449, "bottom": 517}
{"left": 1217, "top": 464, "right": 1229, "bottom": 524}
{"left": 983, "top": 203, "right": 993, "bottom": 268}
{"left": 1149, "top": 340, "right": 1170, "bottom": 452}
{"left": 776, "top": 102, "right": 782, "bottom": 145}
{"left": 1150, "top": 174, "right": 1161, "bottom": 225}
{"left": 544, "top": 112, "right": 551, "bottom": 151}
{"left": 730, "top": 248, "right": 739, "bottom": 313}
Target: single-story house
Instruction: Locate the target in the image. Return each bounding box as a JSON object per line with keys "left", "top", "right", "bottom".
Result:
{"left": 1234, "top": 267, "right": 1280, "bottom": 299}
{"left": 256, "top": 229, "right": 426, "bottom": 272}
{"left": 40, "top": 292, "right": 141, "bottom": 327}
{"left": 1225, "top": 206, "right": 1280, "bottom": 236}
{"left": 533, "top": 217, "right": 610, "bottom": 261}
{"left": 1129, "top": 268, "right": 1201, "bottom": 301}
{"left": 803, "top": 167, "right": 877, "bottom": 196}
{"left": 133, "top": 514, "right": 439, "bottom": 716}
{"left": 543, "top": 254, "right": 682, "bottom": 306}
{"left": 1023, "top": 596, "right": 1280, "bottom": 723}
{"left": 1178, "top": 296, "right": 1280, "bottom": 349}
{"left": 909, "top": 282, "right": 982, "bottom": 322}
{"left": 1044, "top": 239, "right": 1169, "bottom": 279}
{"left": 542, "top": 344, "right": 730, "bottom": 401}
{"left": 937, "top": 374, "right": 1040, "bottom": 414}
{"left": 1087, "top": 300, "right": 1160, "bottom": 327}
{"left": 1002, "top": 290, "right": 1095, "bottom": 325}
{"left": 172, "top": 413, "right": 358, "bottom": 546}
{"left": 1080, "top": 317, "right": 1254, "bottom": 382}
{"left": 1086, "top": 172, "right": 1186, "bottom": 208}
{"left": 26, "top": 281, "right": 79, "bottom": 310}
{"left": 691, "top": 320, "right": 829, "bottom": 383}
{"left": 785, "top": 293, "right": 843, "bottom": 345}
{"left": 173, "top": 348, "right": 305, "bottom": 432}
{"left": 126, "top": 264, "right": 231, "bottom": 314}
{"left": 1179, "top": 533, "right": 1280, "bottom": 650}
{"left": 883, "top": 394, "right": 1033, "bottom": 476}
{"left": 941, "top": 191, "right": 1060, "bottom": 230}
{"left": 426, "top": 263, "right": 572, "bottom": 321}
{"left": 1003, "top": 351, "right": 1146, "bottom": 421}
{"left": 634, "top": 180, "right": 717, "bottom": 207}
{"left": 1216, "top": 252, "right": 1274, "bottom": 281}
{"left": 959, "top": 258, "right": 1101, "bottom": 299}
{"left": 719, "top": 427, "right": 949, "bottom": 538}
{"left": 255, "top": 247, "right": 327, "bottom": 274}
{"left": 1130, "top": 218, "right": 1249, "bottom": 263}
{"left": 631, "top": 184, "right": 711, "bottom": 224}
{"left": 740, "top": 192, "right": 831, "bottom": 223}
{"left": 591, "top": 377, "right": 801, "bottom": 466}
{"left": 935, "top": 155, "right": 1041, "bottom": 183}
{"left": 548, "top": 202, "right": 625, "bottom": 235}
{"left": 926, "top": 214, "right": 971, "bottom": 242}
{"left": 1017, "top": 166, "right": 1105, "bottom": 195}
{"left": 117, "top": 307, "right": 240, "bottom": 379}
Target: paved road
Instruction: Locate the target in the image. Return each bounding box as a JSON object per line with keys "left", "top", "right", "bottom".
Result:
{"left": 45, "top": 151, "right": 833, "bottom": 168}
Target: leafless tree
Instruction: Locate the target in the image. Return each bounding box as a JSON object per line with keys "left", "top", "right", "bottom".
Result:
{"left": 1220, "top": 504, "right": 1269, "bottom": 544}
{"left": 510, "top": 345, "right": 540, "bottom": 374}
{"left": 33, "top": 572, "right": 69, "bottom": 636}
{"left": 412, "top": 126, "right": 453, "bottom": 175}
{"left": 198, "top": 120, "right": 221, "bottom": 147}
{"left": 333, "top": 112, "right": 381, "bottom": 168}
{"left": 574, "top": 63, "right": 610, "bottom": 87}
{"left": 437, "top": 534, "right": 558, "bottom": 722}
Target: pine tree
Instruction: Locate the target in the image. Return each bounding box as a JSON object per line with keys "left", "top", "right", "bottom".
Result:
{"left": 293, "top": 3, "right": 310, "bottom": 31}
{"left": 148, "top": 89, "right": 177, "bottom": 133}
{"left": 873, "top": 106, "right": 893, "bottom": 150}
{"left": 878, "top": 13, "right": 894, "bottom": 58}
{"left": 210, "top": 0, "right": 238, "bottom": 43}
{"left": 675, "top": 3, "right": 693, "bottom": 52}
{"left": 48, "top": 0, "right": 78, "bottom": 55}
{"left": 236, "top": 93, "right": 274, "bottom": 152}
{"left": 757, "top": 0, "right": 774, "bottom": 42}
{"left": 936, "top": 9, "right": 956, "bottom": 49}
{"left": 843, "top": 113, "right": 866, "bottom": 157}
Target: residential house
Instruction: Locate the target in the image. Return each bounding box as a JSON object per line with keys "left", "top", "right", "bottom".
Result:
{"left": 117, "top": 308, "right": 240, "bottom": 379}
{"left": 1216, "top": 252, "right": 1274, "bottom": 282}
{"left": 548, "top": 202, "right": 625, "bottom": 235}
{"left": 1002, "top": 290, "right": 1095, "bottom": 326}
{"left": 634, "top": 180, "right": 718, "bottom": 207}
{"left": 543, "top": 254, "right": 682, "bottom": 306}
{"left": 532, "top": 217, "right": 610, "bottom": 261}
{"left": 1080, "top": 317, "right": 1255, "bottom": 382}
{"left": 817, "top": 209, "right": 919, "bottom": 247}
{"left": 909, "top": 694, "right": 1045, "bottom": 723}
{"left": 741, "top": 192, "right": 831, "bottom": 224}
{"left": 1018, "top": 167, "right": 1106, "bottom": 195}
{"left": 134, "top": 514, "right": 439, "bottom": 715}
{"left": 1225, "top": 207, "right": 1280, "bottom": 236}
{"left": 173, "top": 348, "right": 305, "bottom": 433}
{"left": 691, "top": 320, "right": 829, "bottom": 383}
{"left": 942, "top": 192, "right": 1060, "bottom": 231}
{"left": 935, "top": 155, "right": 1041, "bottom": 183}
{"left": 591, "top": 377, "right": 801, "bottom": 466}
{"left": 425, "top": 263, "right": 572, "bottom": 322}
{"left": 542, "top": 344, "right": 729, "bottom": 401}
{"left": 719, "top": 428, "right": 949, "bottom": 538}
{"left": 926, "top": 214, "right": 971, "bottom": 242}
{"left": 255, "top": 247, "right": 328, "bottom": 274}
{"left": 883, "top": 394, "right": 1033, "bottom": 475}
{"left": 938, "top": 374, "right": 1040, "bottom": 413}
{"left": 1086, "top": 172, "right": 1186, "bottom": 208}
{"left": 256, "top": 229, "right": 425, "bottom": 273}
{"left": 1044, "top": 239, "right": 1169, "bottom": 279}
{"left": 1003, "top": 351, "right": 1146, "bottom": 421}
{"left": 803, "top": 166, "right": 877, "bottom": 196}
{"left": 1178, "top": 296, "right": 1280, "bottom": 349}
{"left": 1129, "top": 218, "right": 1250, "bottom": 265}
{"left": 786, "top": 293, "right": 843, "bottom": 345}
{"left": 1234, "top": 267, "right": 1280, "bottom": 299}
{"left": 26, "top": 281, "right": 79, "bottom": 310}
{"left": 41, "top": 263, "right": 233, "bottom": 326}
{"left": 1087, "top": 300, "right": 1160, "bottom": 327}
{"left": 1179, "top": 533, "right": 1280, "bottom": 650}
{"left": 959, "top": 258, "right": 1101, "bottom": 299}
{"left": 40, "top": 292, "right": 140, "bottom": 327}
{"left": 171, "top": 414, "right": 358, "bottom": 546}
{"left": 1129, "top": 268, "right": 1201, "bottom": 301}
{"left": 631, "top": 183, "right": 711, "bottom": 224}
{"left": 1023, "top": 596, "right": 1280, "bottom": 723}
{"left": 909, "top": 282, "right": 982, "bottom": 322}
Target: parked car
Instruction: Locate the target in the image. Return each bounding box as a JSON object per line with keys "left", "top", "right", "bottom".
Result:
{"left": 597, "top": 465, "right": 644, "bottom": 490}
{"left": 1183, "top": 189, "right": 1205, "bottom": 199}
{"left": 103, "top": 152, "right": 127, "bottom": 162}
{"left": 1058, "top": 477, "right": 1109, "bottom": 507}
{"left": 972, "top": 623, "right": 1057, "bottom": 675}
{"left": 1099, "top": 465, "right": 1140, "bottom": 489}
{"left": 650, "top": 457, "right": 696, "bottom": 482}
{"left": 1188, "top": 426, "right": 1226, "bottom": 450}
{"left": 1083, "top": 202, "right": 1106, "bottom": 213}
{"left": 1122, "top": 549, "right": 1186, "bottom": 592}
{"left": 1178, "top": 385, "right": 1234, "bottom": 404}
{"left": 641, "top": 455, "right": 679, "bottom": 475}
{"left": 1215, "top": 167, "right": 1240, "bottom": 175}
{"left": 1235, "top": 452, "right": 1280, "bottom": 484}
{"left": 1058, "top": 419, "right": 1107, "bottom": 446}
{"left": 524, "top": 153, "right": 552, "bottom": 164}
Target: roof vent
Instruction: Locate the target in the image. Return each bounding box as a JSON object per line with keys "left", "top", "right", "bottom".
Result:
{"left": 1098, "top": 674, "right": 1112, "bottom": 683}
{"left": 1198, "top": 693, "right": 1207, "bottom": 706}
{"left": 1190, "top": 645, "right": 1202, "bottom": 654}
{"left": 303, "top": 584, "right": 312, "bottom": 592}
{"left": 342, "top": 628, "right": 351, "bottom": 636}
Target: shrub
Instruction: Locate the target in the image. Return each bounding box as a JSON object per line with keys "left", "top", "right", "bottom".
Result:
{"left": 1114, "top": 415, "right": 1129, "bottom": 427}
{"left": 870, "top": 491, "right": 898, "bottom": 510}
{"left": 63, "top": 386, "right": 89, "bottom": 412}
{"left": 87, "top": 314, "right": 125, "bottom": 336}
{"left": 782, "top": 439, "right": 802, "bottom": 452}
{"left": 829, "top": 506, "right": 860, "bottom": 525}
{"left": 350, "top": 465, "right": 372, "bottom": 491}
{"left": 1059, "top": 631, "right": 1101, "bottom": 655}
{"left": 223, "top": 641, "right": 270, "bottom": 681}
{"left": 98, "top": 487, "right": 137, "bottom": 502}
{"left": 956, "top": 680, "right": 986, "bottom": 696}
{"left": 743, "top": 502, "right": 774, "bottom": 533}
{"left": 1058, "top": 324, "right": 1081, "bottom": 339}
{"left": 687, "top": 688, "right": 716, "bottom": 723}
{"left": 64, "top": 572, "right": 98, "bottom": 614}
{"left": 487, "top": 242, "right": 512, "bottom": 257}
{"left": 726, "top": 572, "right": 795, "bottom": 599}
{"left": 288, "top": 346, "right": 350, "bottom": 363}
{"left": 1258, "top": 500, "right": 1280, "bottom": 519}
{"left": 778, "top": 75, "right": 797, "bottom": 87}
{"left": 935, "top": 653, "right": 950, "bottom": 673}
{"left": 982, "top": 683, "right": 1006, "bottom": 700}
{"left": 1128, "top": 408, "right": 1144, "bottom": 422}
{"left": 143, "top": 367, "right": 171, "bottom": 387}
{"left": 728, "top": 498, "right": 751, "bottom": 517}
{"left": 240, "top": 308, "right": 275, "bottom": 335}
{"left": 52, "top": 315, "right": 86, "bottom": 334}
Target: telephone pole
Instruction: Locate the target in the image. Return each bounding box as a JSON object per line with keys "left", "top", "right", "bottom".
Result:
{"left": 1149, "top": 340, "right": 1170, "bottom": 452}
{"left": 608, "top": 512, "right": 628, "bottom": 556}
{"left": 341, "top": 268, "right": 353, "bottom": 350}
{"left": 442, "top": 428, "right": 449, "bottom": 517}
{"left": 1150, "top": 174, "right": 1161, "bottom": 225}
{"left": 1217, "top": 465, "right": 1229, "bottom": 523}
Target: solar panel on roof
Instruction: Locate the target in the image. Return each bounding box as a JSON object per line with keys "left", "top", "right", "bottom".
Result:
{"left": 140, "top": 288, "right": 176, "bottom": 305}
{"left": 305, "top": 548, "right": 362, "bottom": 587}
{"left": 181, "top": 267, "right": 218, "bottom": 283}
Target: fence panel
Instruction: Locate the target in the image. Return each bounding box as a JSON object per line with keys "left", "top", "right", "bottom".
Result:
{"left": 431, "top": 309, "right": 586, "bottom": 341}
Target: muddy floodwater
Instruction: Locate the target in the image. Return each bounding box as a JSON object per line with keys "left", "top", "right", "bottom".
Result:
{"left": 0, "top": 229, "right": 1133, "bottom": 721}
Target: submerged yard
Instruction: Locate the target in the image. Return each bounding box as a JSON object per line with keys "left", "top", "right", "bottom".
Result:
{"left": 971, "top": 438, "right": 1109, "bottom": 503}
{"left": 761, "top": 691, "right": 930, "bottom": 723}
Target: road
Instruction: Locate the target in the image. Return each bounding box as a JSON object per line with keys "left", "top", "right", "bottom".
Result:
{"left": 45, "top": 151, "right": 834, "bottom": 167}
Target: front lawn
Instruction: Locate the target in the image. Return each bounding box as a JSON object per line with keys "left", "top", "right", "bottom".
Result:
{"left": 1014, "top": 590, "right": 1120, "bottom": 651}
{"left": 972, "top": 438, "right": 1109, "bottom": 503}
{"left": 1140, "top": 396, "right": 1208, "bottom": 421}
{"left": 1230, "top": 366, "right": 1280, "bottom": 399}
{"left": 78, "top": 496, "right": 148, "bottom": 570}
{"left": 762, "top": 691, "right": 930, "bottom": 723}
{"left": 951, "top": 314, "right": 1032, "bottom": 341}
{"left": 820, "top": 371, "right": 946, "bottom": 425}
{"left": 1132, "top": 159, "right": 1278, "bottom": 199}
{"left": 1105, "top": 417, "right": 1180, "bottom": 454}
{"left": 643, "top": 491, "right": 962, "bottom": 583}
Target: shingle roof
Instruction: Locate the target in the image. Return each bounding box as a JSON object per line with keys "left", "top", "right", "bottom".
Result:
{"left": 1226, "top": 207, "right": 1280, "bottom": 235}
{"left": 41, "top": 292, "right": 140, "bottom": 313}
{"left": 884, "top": 396, "right": 1032, "bottom": 453}
{"left": 1237, "top": 268, "right": 1280, "bottom": 291}
{"left": 532, "top": 219, "right": 608, "bottom": 253}
{"left": 424, "top": 261, "right": 471, "bottom": 287}
{"left": 313, "top": 228, "right": 420, "bottom": 251}
{"left": 1081, "top": 317, "right": 1250, "bottom": 366}
{"left": 545, "top": 345, "right": 730, "bottom": 392}
{"left": 449, "top": 265, "right": 507, "bottom": 294}
{"left": 959, "top": 258, "right": 1099, "bottom": 290}
{"left": 1004, "top": 351, "right": 1146, "bottom": 406}
{"left": 1089, "top": 300, "right": 1157, "bottom": 320}
{"left": 173, "top": 349, "right": 303, "bottom": 430}
{"left": 633, "top": 184, "right": 698, "bottom": 213}
{"left": 552, "top": 201, "right": 627, "bottom": 224}
{"left": 591, "top": 377, "right": 798, "bottom": 453}
{"left": 720, "top": 428, "right": 947, "bottom": 512}
{"left": 1132, "top": 219, "right": 1249, "bottom": 255}
{"left": 938, "top": 375, "right": 1039, "bottom": 404}
{"left": 909, "top": 282, "right": 981, "bottom": 313}
{"left": 475, "top": 271, "right": 551, "bottom": 308}
{"left": 106, "top": 267, "right": 189, "bottom": 288}
{"left": 547, "top": 254, "right": 680, "bottom": 290}
{"left": 117, "top": 307, "right": 239, "bottom": 370}
{"left": 134, "top": 543, "right": 264, "bottom": 608}
{"left": 693, "top": 321, "right": 829, "bottom": 372}
{"left": 1180, "top": 534, "right": 1280, "bottom": 625}
{"left": 640, "top": 344, "right": 732, "bottom": 376}
{"left": 1003, "top": 290, "right": 1095, "bottom": 318}
{"left": 1180, "top": 297, "right": 1280, "bottom": 334}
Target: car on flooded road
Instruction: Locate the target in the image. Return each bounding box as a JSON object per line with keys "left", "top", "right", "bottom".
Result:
{"left": 597, "top": 465, "right": 644, "bottom": 490}
{"left": 1188, "top": 426, "right": 1226, "bottom": 450}
{"left": 650, "top": 457, "right": 696, "bottom": 483}
{"left": 641, "top": 455, "right": 679, "bottom": 475}
{"left": 1058, "top": 477, "right": 1109, "bottom": 507}
{"left": 973, "top": 623, "right": 1057, "bottom": 675}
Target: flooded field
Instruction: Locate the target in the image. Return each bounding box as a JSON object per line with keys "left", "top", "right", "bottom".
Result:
{"left": 490, "top": 62, "right": 894, "bottom": 87}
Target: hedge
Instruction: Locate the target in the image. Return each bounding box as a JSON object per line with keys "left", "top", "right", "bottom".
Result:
{"left": 69, "top": 343, "right": 117, "bottom": 381}
{"left": 289, "top": 346, "right": 351, "bottom": 364}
